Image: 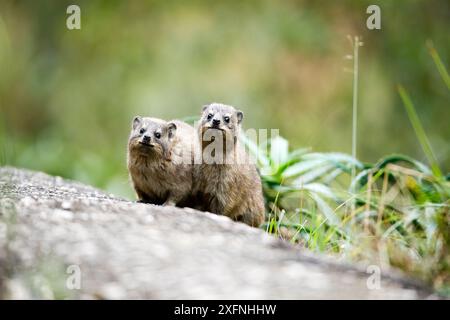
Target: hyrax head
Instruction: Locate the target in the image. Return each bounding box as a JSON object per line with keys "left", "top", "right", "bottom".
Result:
{"left": 128, "top": 116, "right": 177, "bottom": 159}
{"left": 199, "top": 103, "right": 243, "bottom": 142}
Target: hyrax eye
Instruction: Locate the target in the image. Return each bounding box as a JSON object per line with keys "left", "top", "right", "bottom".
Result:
{"left": 207, "top": 113, "right": 213, "bottom": 120}
{"left": 154, "top": 132, "right": 161, "bottom": 139}
{"left": 139, "top": 128, "right": 145, "bottom": 134}
{"left": 224, "top": 116, "right": 230, "bottom": 123}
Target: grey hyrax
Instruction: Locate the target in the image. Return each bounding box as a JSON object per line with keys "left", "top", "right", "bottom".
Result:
{"left": 127, "top": 116, "right": 198, "bottom": 206}
{"left": 194, "top": 103, "right": 265, "bottom": 227}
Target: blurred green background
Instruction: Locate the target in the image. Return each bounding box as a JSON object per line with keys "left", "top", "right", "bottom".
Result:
{"left": 0, "top": 0, "right": 448, "bottom": 199}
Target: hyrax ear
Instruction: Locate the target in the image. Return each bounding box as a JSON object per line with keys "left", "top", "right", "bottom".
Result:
{"left": 132, "top": 116, "right": 142, "bottom": 130}
{"left": 202, "top": 104, "right": 210, "bottom": 112}
{"left": 167, "top": 122, "right": 177, "bottom": 139}
{"left": 236, "top": 110, "right": 244, "bottom": 124}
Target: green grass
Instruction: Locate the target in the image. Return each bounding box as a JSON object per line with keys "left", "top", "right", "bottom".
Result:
{"left": 242, "top": 41, "right": 450, "bottom": 294}
{"left": 245, "top": 133, "right": 449, "bottom": 293}
{"left": 427, "top": 41, "right": 450, "bottom": 91}
{"left": 398, "top": 85, "right": 443, "bottom": 178}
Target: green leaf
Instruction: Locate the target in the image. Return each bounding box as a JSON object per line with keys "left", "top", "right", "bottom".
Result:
{"left": 269, "top": 136, "right": 289, "bottom": 168}
{"left": 427, "top": 41, "right": 450, "bottom": 91}
{"left": 398, "top": 85, "right": 442, "bottom": 178}
{"left": 282, "top": 159, "right": 327, "bottom": 179}
{"left": 293, "top": 164, "right": 335, "bottom": 185}
{"left": 374, "top": 153, "right": 432, "bottom": 174}
{"left": 308, "top": 191, "right": 340, "bottom": 227}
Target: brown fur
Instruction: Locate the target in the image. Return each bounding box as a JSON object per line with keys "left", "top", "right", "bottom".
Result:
{"left": 127, "top": 117, "right": 198, "bottom": 206}
{"left": 193, "top": 103, "right": 265, "bottom": 227}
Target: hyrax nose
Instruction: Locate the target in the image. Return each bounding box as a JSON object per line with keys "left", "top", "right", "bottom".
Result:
{"left": 212, "top": 118, "right": 221, "bottom": 126}
{"left": 142, "top": 135, "right": 151, "bottom": 143}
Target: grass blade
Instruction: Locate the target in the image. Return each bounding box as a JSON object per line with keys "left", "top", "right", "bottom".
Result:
{"left": 398, "top": 85, "right": 442, "bottom": 178}
{"left": 427, "top": 41, "right": 450, "bottom": 90}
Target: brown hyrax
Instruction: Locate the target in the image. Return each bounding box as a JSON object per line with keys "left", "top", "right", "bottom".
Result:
{"left": 194, "top": 103, "right": 265, "bottom": 227}
{"left": 127, "top": 116, "right": 198, "bottom": 206}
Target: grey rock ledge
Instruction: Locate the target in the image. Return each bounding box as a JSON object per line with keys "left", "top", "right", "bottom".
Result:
{"left": 0, "top": 167, "right": 438, "bottom": 299}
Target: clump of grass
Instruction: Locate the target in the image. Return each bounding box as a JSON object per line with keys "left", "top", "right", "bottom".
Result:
{"left": 244, "top": 133, "right": 449, "bottom": 293}
{"left": 242, "top": 40, "right": 449, "bottom": 294}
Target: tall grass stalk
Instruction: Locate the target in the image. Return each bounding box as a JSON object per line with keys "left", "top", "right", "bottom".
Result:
{"left": 351, "top": 36, "right": 361, "bottom": 170}
{"left": 350, "top": 36, "right": 363, "bottom": 214}
{"left": 398, "top": 85, "right": 443, "bottom": 178}
{"left": 427, "top": 40, "right": 450, "bottom": 90}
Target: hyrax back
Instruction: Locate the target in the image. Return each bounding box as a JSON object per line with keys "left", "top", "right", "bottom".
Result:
{"left": 194, "top": 103, "right": 265, "bottom": 227}
{"left": 127, "top": 116, "right": 197, "bottom": 206}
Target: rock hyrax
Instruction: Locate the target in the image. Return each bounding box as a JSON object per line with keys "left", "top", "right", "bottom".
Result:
{"left": 194, "top": 103, "right": 265, "bottom": 227}
{"left": 127, "top": 116, "right": 197, "bottom": 206}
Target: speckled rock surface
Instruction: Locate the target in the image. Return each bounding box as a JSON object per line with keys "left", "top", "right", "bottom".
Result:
{"left": 0, "top": 167, "right": 437, "bottom": 299}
